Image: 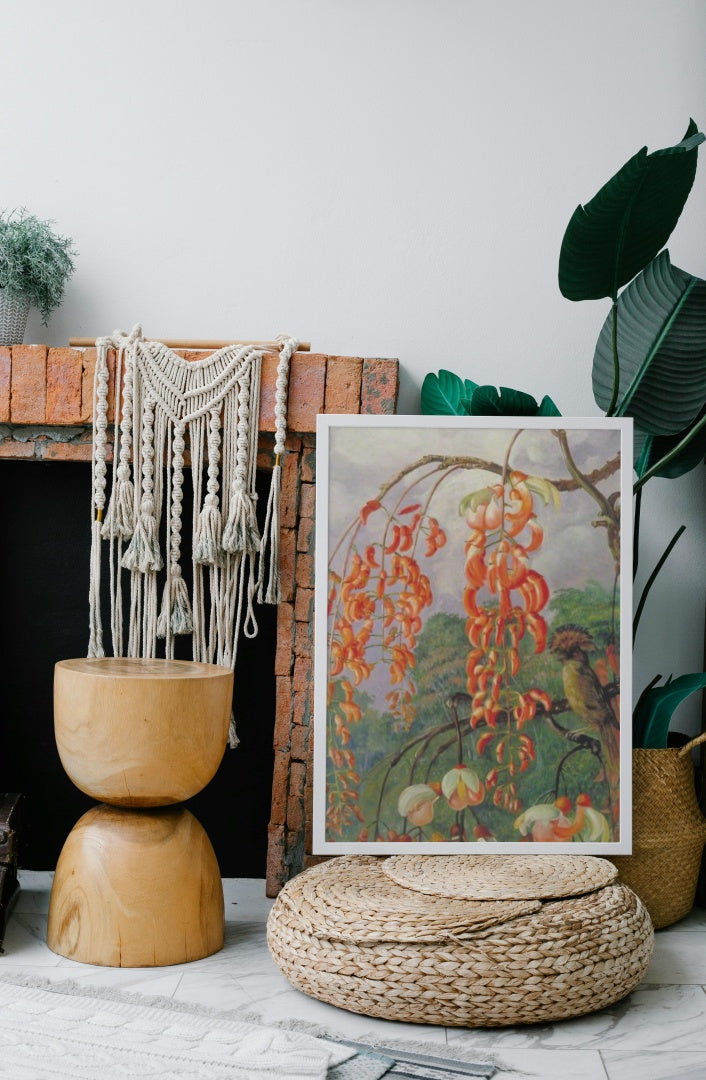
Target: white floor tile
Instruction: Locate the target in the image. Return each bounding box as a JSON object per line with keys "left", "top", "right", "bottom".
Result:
{"left": 602, "top": 1049, "right": 706, "bottom": 1079}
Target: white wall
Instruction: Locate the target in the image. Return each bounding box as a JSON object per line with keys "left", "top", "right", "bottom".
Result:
{"left": 3, "top": 0, "right": 705, "bottom": 724}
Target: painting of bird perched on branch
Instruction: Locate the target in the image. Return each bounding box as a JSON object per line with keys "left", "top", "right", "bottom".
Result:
{"left": 317, "top": 416, "right": 631, "bottom": 853}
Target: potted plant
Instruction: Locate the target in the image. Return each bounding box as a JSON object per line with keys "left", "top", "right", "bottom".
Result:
{"left": 0, "top": 209, "right": 76, "bottom": 345}
{"left": 422, "top": 120, "right": 706, "bottom": 925}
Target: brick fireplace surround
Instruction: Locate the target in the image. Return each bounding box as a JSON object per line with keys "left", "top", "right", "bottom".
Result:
{"left": 0, "top": 344, "right": 399, "bottom": 896}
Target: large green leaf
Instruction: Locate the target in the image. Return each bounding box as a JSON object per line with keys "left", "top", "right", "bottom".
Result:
{"left": 421, "top": 370, "right": 477, "bottom": 415}
{"left": 633, "top": 672, "right": 706, "bottom": 749}
{"left": 559, "top": 120, "right": 704, "bottom": 301}
{"left": 634, "top": 406, "right": 706, "bottom": 479}
{"left": 592, "top": 251, "right": 706, "bottom": 434}
{"left": 469, "top": 385, "right": 562, "bottom": 416}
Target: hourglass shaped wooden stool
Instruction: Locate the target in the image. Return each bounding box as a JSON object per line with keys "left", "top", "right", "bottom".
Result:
{"left": 47, "top": 658, "right": 233, "bottom": 967}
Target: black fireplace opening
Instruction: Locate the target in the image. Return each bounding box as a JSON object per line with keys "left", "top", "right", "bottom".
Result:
{"left": 0, "top": 459, "right": 276, "bottom": 877}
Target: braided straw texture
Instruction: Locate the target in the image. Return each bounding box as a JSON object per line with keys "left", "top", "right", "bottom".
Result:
{"left": 274, "top": 856, "right": 540, "bottom": 943}
{"left": 610, "top": 738, "right": 706, "bottom": 929}
{"left": 267, "top": 855, "right": 653, "bottom": 1027}
{"left": 383, "top": 852, "right": 618, "bottom": 899}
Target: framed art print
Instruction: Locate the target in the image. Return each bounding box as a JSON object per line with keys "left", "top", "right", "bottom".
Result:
{"left": 313, "top": 415, "right": 632, "bottom": 854}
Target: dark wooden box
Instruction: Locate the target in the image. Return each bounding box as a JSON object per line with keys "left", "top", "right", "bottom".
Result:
{"left": 0, "top": 793, "right": 23, "bottom": 949}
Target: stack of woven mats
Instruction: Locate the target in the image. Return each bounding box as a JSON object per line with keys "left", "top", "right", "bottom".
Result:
{"left": 267, "top": 854, "right": 653, "bottom": 1027}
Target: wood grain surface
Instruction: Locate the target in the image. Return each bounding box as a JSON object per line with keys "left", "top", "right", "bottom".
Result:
{"left": 47, "top": 804, "right": 224, "bottom": 966}
{"left": 54, "top": 658, "right": 233, "bottom": 806}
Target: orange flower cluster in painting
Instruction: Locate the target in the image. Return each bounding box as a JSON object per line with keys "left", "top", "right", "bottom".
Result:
{"left": 326, "top": 499, "right": 446, "bottom": 836}
{"left": 462, "top": 471, "right": 556, "bottom": 815}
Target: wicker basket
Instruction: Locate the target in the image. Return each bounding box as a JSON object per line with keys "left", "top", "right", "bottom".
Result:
{"left": 610, "top": 732, "right": 706, "bottom": 929}
{"left": 0, "top": 290, "right": 29, "bottom": 346}
{"left": 267, "top": 854, "right": 653, "bottom": 1027}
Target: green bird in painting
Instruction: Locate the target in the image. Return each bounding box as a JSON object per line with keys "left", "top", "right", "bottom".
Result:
{"left": 549, "top": 625, "right": 620, "bottom": 776}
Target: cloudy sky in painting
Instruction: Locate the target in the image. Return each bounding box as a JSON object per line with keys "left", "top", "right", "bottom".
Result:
{"left": 326, "top": 422, "right": 623, "bottom": 621}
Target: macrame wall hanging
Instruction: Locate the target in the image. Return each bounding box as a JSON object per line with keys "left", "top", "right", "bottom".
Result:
{"left": 88, "top": 325, "right": 297, "bottom": 745}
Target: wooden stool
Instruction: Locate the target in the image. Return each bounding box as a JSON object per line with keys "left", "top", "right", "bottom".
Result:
{"left": 47, "top": 658, "right": 233, "bottom": 967}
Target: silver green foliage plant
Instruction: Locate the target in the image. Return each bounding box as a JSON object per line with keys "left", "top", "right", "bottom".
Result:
{"left": 0, "top": 209, "right": 76, "bottom": 323}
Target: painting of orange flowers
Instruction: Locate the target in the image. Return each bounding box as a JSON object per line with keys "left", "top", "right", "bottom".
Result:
{"left": 313, "top": 416, "right": 633, "bottom": 854}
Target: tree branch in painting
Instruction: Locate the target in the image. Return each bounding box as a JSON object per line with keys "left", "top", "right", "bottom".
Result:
{"left": 325, "top": 427, "right": 622, "bottom": 845}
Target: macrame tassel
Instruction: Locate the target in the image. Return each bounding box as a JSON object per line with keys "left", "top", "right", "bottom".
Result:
{"left": 257, "top": 461, "right": 282, "bottom": 604}
{"left": 87, "top": 518, "right": 105, "bottom": 657}
{"left": 222, "top": 488, "right": 260, "bottom": 554}
{"left": 122, "top": 499, "right": 163, "bottom": 573}
{"left": 157, "top": 569, "right": 194, "bottom": 637}
{"left": 194, "top": 495, "right": 224, "bottom": 566}
{"left": 228, "top": 712, "right": 240, "bottom": 749}
{"left": 101, "top": 468, "right": 135, "bottom": 540}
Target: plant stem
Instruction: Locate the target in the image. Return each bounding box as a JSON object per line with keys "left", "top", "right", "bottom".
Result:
{"left": 633, "top": 409, "right": 706, "bottom": 492}
{"left": 633, "top": 525, "right": 686, "bottom": 641}
{"left": 606, "top": 302, "right": 620, "bottom": 416}
{"left": 632, "top": 487, "right": 642, "bottom": 580}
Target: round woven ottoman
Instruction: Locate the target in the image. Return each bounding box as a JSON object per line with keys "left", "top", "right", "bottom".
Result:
{"left": 267, "top": 854, "right": 654, "bottom": 1027}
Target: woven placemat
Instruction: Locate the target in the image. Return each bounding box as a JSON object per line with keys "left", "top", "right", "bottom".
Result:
{"left": 279, "top": 856, "right": 540, "bottom": 942}
{"left": 382, "top": 853, "right": 618, "bottom": 899}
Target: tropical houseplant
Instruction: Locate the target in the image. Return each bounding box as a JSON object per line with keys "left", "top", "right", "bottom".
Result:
{"left": 421, "top": 121, "right": 706, "bottom": 923}
{"left": 422, "top": 119, "right": 706, "bottom": 751}
{"left": 0, "top": 209, "right": 75, "bottom": 345}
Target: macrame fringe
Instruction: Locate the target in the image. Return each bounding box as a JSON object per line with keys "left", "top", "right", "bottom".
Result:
{"left": 228, "top": 712, "right": 240, "bottom": 749}
{"left": 257, "top": 462, "right": 282, "bottom": 605}
{"left": 101, "top": 472, "right": 135, "bottom": 540}
{"left": 122, "top": 503, "right": 163, "bottom": 573}
{"left": 194, "top": 498, "right": 224, "bottom": 566}
{"left": 88, "top": 327, "right": 296, "bottom": 750}
{"left": 87, "top": 518, "right": 105, "bottom": 658}
{"left": 157, "top": 571, "right": 194, "bottom": 638}
{"left": 222, "top": 489, "right": 260, "bottom": 554}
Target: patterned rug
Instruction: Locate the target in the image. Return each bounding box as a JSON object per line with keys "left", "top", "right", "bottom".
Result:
{"left": 0, "top": 975, "right": 496, "bottom": 1079}
{"left": 0, "top": 975, "right": 355, "bottom": 1079}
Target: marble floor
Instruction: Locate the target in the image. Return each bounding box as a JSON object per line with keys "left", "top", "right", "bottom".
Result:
{"left": 2, "top": 871, "right": 706, "bottom": 1079}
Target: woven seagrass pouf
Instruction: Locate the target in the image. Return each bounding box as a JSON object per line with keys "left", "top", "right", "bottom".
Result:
{"left": 266, "top": 854, "right": 654, "bottom": 1027}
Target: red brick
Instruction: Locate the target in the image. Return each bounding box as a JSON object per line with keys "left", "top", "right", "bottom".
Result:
{"left": 295, "top": 552, "right": 314, "bottom": 590}
{"left": 292, "top": 689, "right": 309, "bottom": 727}
{"left": 301, "top": 443, "right": 316, "bottom": 483}
{"left": 361, "top": 358, "right": 399, "bottom": 414}
{"left": 265, "top": 824, "right": 286, "bottom": 897}
{"left": 286, "top": 791, "right": 304, "bottom": 833}
{"left": 324, "top": 356, "right": 363, "bottom": 413}
{"left": 269, "top": 750, "right": 290, "bottom": 826}
{"left": 11, "top": 345, "right": 46, "bottom": 422}
{"left": 293, "top": 657, "right": 312, "bottom": 694}
{"left": 259, "top": 352, "right": 326, "bottom": 434}
{"left": 0, "top": 439, "right": 35, "bottom": 458}
{"left": 273, "top": 677, "right": 293, "bottom": 750}
{"left": 280, "top": 450, "right": 300, "bottom": 529}
{"left": 274, "top": 603, "right": 294, "bottom": 676}
{"left": 80, "top": 348, "right": 96, "bottom": 421}
{"left": 299, "top": 481, "right": 316, "bottom": 520}
{"left": 0, "top": 348, "right": 10, "bottom": 422}
{"left": 294, "top": 586, "right": 314, "bottom": 623}
{"left": 290, "top": 724, "right": 308, "bottom": 763}
{"left": 297, "top": 516, "right": 314, "bottom": 554}
{"left": 279, "top": 528, "right": 297, "bottom": 603}
{"left": 46, "top": 348, "right": 83, "bottom": 423}
{"left": 289, "top": 761, "right": 306, "bottom": 800}
{"left": 41, "top": 441, "right": 95, "bottom": 462}
{"left": 294, "top": 621, "right": 312, "bottom": 659}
